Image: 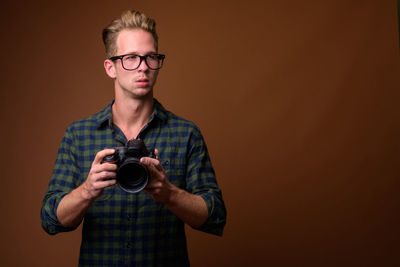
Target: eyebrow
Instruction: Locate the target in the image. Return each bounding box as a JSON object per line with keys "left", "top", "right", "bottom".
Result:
{"left": 122, "top": 51, "right": 157, "bottom": 56}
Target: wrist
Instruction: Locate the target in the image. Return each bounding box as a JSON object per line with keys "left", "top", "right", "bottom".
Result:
{"left": 79, "top": 182, "right": 97, "bottom": 202}
{"left": 164, "top": 184, "right": 183, "bottom": 207}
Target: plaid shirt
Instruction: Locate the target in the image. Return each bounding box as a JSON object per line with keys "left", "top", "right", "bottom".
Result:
{"left": 41, "top": 99, "right": 226, "bottom": 267}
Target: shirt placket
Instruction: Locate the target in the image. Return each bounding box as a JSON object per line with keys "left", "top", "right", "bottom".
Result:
{"left": 124, "top": 193, "right": 137, "bottom": 265}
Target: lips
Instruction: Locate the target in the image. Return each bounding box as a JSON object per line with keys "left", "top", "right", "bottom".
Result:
{"left": 136, "top": 78, "right": 150, "bottom": 87}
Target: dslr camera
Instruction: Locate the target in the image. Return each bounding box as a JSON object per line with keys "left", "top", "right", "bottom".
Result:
{"left": 101, "top": 139, "right": 156, "bottom": 193}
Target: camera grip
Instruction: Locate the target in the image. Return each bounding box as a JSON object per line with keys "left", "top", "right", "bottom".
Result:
{"left": 101, "top": 154, "right": 119, "bottom": 164}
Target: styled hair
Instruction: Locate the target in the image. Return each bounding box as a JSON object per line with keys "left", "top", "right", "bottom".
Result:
{"left": 102, "top": 10, "right": 158, "bottom": 58}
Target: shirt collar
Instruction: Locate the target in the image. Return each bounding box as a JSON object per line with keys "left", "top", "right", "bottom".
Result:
{"left": 96, "top": 99, "right": 167, "bottom": 129}
{"left": 150, "top": 98, "right": 168, "bottom": 123}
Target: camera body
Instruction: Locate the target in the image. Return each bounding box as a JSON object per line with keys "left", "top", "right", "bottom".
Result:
{"left": 101, "top": 139, "right": 155, "bottom": 193}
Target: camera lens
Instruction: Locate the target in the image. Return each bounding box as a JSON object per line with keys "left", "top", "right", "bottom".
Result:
{"left": 117, "top": 158, "right": 148, "bottom": 193}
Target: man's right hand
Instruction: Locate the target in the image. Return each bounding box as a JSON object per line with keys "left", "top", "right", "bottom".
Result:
{"left": 57, "top": 149, "right": 117, "bottom": 227}
{"left": 82, "top": 149, "right": 117, "bottom": 200}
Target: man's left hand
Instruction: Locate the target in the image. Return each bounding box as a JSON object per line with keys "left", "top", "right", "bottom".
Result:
{"left": 140, "top": 149, "right": 175, "bottom": 203}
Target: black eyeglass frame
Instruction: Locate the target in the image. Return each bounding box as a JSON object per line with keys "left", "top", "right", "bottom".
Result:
{"left": 109, "top": 53, "right": 166, "bottom": 71}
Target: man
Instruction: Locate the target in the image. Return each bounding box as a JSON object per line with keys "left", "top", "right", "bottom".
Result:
{"left": 41, "top": 10, "right": 226, "bottom": 267}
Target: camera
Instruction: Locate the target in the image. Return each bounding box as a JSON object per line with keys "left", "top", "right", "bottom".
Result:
{"left": 101, "top": 138, "right": 155, "bottom": 193}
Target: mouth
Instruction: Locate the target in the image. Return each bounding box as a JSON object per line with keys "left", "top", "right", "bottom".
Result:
{"left": 136, "top": 78, "right": 150, "bottom": 87}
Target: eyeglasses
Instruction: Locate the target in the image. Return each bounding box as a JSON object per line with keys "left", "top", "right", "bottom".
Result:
{"left": 109, "top": 53, "right": 166, "bottom": 71}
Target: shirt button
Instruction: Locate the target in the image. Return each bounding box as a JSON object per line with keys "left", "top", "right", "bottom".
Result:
{"left": 127, "top": 214, "right": 134, "bottom": 221}
{"left": 126, "top": 242, "right": 133, "bottom": 249}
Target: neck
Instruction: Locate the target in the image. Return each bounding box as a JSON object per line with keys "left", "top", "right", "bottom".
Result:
{"left": 112, "top": 94, "right": 154, "bottom": 140}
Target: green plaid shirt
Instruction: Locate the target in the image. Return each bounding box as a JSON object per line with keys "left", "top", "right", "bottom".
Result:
{"left": 41, "top": 99, "right": 226, "bottom": 267}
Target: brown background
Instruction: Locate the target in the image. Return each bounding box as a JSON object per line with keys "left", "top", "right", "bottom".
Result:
{"left": 1, "top": 0, "right": 399, "bottom": 266}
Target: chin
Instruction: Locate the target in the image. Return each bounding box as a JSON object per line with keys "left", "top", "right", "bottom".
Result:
{"left": 130, "top": 88, "right": 153, "bottom": 99}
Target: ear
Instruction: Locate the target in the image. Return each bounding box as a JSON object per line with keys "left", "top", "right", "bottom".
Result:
{"left": 104, "top": 59, "right": 117, "bottom": 79}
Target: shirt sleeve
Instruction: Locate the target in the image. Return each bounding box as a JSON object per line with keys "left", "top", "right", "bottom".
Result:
{"left": 41, "top": 126, "right": 81, "bottom": 235}
{"left": 185, "top": 126, "right": 227, "bottom": 236}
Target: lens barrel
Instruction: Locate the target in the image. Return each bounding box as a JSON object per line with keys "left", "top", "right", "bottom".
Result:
{"left": 117, "top": 158, "right": 149, "bottom": 193}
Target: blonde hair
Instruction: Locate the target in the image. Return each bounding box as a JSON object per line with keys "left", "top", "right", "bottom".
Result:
{"left": 102, "top": 10, "right": 158, "bottom": 58}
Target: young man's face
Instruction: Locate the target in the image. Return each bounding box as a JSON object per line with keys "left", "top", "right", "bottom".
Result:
{"left": 106, "top": 28, "right": 159, "bottom": 99}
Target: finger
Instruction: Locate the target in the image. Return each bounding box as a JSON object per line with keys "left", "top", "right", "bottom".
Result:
{"left": 88, "top": 170, "right": 116, "bottom": 185}
{"left": 98, "top": 170, "right": 117, "bottom": 181}
{"left": 153, "top": 160, "right": 164, "bottom": 172}
{"left": 153, "top": 149, "right": 163, "bottom": 171}
{"left": 140, "top": 157, "right": 164, "bottom": 172}
{"left": 94, "top": 179, "right": 117, "bottom": 189}
{"left": 143, "top": 187, "right": 160, "bottom": 195}
{"left": 90, "top": 162, "right": 117, "bottom": 174}
{"left": 151, "top": 162, "right": 164, "bottom": 175}
{"left": 140, "top": 156, "right": 157, "bottom": 165}
{"left": 142, "top": 188, "right": 154, "bottom": 194}
{"left": 145, "top": 181, "right": 162, "bottom": 189}
{"left": 99, "top": 162, "right": 118, "bottom": 172}
{"left": 93, "top": 148, "right": 115, "bottom": 165}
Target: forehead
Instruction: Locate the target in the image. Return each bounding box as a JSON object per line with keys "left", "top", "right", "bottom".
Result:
{"left": 116, "top": 28, "right": 156, "bottom": 55}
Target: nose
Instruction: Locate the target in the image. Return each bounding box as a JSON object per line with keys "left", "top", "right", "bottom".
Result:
{"left": 137, "top": 57, "right": 149, "bottom": 71}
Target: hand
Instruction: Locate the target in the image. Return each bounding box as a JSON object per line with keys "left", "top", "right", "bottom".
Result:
{"left": 141, "top": 150, "right": 208, "bottom": 228}
{"left": 82, "top": 149, "right": 117, "bottom": 200}
{"left": 141, "top": 149, "right": 175, "bottom": 203}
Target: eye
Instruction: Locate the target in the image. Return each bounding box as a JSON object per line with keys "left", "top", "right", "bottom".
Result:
{"left": 124, "top": 54, "right": 138, "bottom": 61}
{"left": 147, "top": 54, "right": 158, "bottom": 60}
